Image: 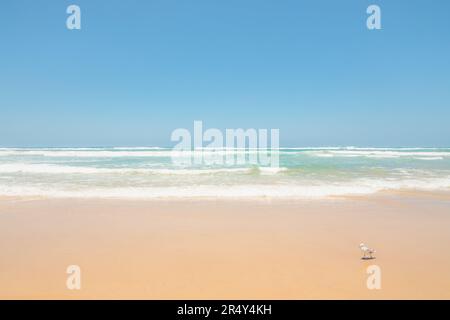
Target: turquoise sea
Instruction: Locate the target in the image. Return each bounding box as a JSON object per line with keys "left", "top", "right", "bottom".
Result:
{"left": 0, "top": 147, "right": 449, "bottom": 199}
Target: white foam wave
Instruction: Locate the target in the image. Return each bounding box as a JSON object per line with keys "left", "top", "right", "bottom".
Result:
{"left": 0, "top": 147, "right": 449, "bottom": 158}
{"left": 0, "top": 150, "right": 175, "bottom": 157}
{"left": 305, "top": 150, "right": 450, "bottom": 158}
{"left": 413, "top": 157, "right": 444, "bottom": 161}
{"left": 257, "top": 167, "right": 287, "bottom": 174}
{"left": 0, "top": 150, "right": 279, "bottom": 158}
{"left": 1, "top": 178, "right": 449, "bottom": 199}
{"left": 0, "top": 163, "right": 285, "bottom": 175}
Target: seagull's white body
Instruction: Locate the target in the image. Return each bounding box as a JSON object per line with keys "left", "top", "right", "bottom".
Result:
{"left": 359, "top": 243, "right": 375, "bottom": 259}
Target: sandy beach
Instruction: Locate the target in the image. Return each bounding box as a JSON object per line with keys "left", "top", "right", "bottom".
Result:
{"left": 3, "top": 0, "right": 450, "bottom": 304}
{"left": 1, "top": 192, "right": 450, "bottom": 299}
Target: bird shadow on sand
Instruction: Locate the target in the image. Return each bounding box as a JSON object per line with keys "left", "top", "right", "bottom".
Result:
{"left": 361, "top": 256, "right": 376, "bottom": 260}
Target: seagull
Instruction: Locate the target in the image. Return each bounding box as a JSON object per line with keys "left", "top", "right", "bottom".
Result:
{"left": 359, "top": 243, "right": 376, "bottom": 259}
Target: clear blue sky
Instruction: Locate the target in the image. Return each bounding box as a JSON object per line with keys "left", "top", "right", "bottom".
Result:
{"left": 1, "top": 0, "right": 449, "bottom": 147}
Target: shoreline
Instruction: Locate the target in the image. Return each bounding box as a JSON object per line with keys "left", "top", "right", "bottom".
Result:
{"left": 1, "top": 188, "right": 450, "bottom": 203}
{"left": 1, "top": 191, "right": 450, "bottom": 299}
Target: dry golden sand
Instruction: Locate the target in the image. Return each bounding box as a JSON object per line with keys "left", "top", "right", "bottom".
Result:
{"left": 1, "top": 192, "right": 450, "bottom": 299}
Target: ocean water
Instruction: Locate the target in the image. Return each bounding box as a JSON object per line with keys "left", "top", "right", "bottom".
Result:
{"left": 0, "top": 147, "right": 450, "bottom": 199}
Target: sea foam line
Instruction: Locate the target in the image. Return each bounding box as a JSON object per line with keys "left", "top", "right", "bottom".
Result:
{"left": 0, "top": 177, "right": 449, "bottom": 199}
{"left": 0, "top": 163, "right": 286, "bottom": 175}
{"left": 0, "top": 147, "right": 449, "bottom": 158}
